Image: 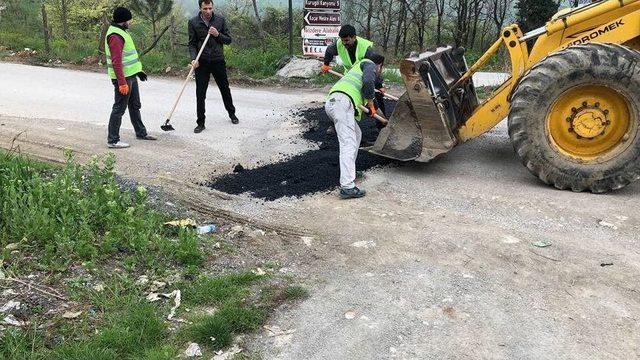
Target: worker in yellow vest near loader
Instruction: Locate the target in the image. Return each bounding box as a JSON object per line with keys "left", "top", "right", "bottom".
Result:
{"left": 321, "top": 25, "right": 374, "bottom": 73}
{"left": 321, "top": 25, "right": 387, "bottom": 132}
{"left": 105, "top": 7, "right": 156, "bottom": 149}
{"left": 324, "top": 55, "right": 385, "bottom": 199}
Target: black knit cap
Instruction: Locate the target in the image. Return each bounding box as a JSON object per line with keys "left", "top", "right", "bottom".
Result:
{"left": 113, "top": 7, "right": 132, "bottom": 23}
{"left": 338, "top": 25, "right": 356, "bottom": 38}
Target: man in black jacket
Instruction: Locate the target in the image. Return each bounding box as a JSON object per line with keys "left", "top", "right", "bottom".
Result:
{"left": 188, "top": 0, "right": 238, "bottom": 133}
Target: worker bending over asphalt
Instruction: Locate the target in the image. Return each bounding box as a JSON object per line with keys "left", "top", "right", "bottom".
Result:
{"left": 325, "top": 55, "right": 385, "bottom": 199}
{"left": 321, "top": 25, "right": 387, "bottom": 129}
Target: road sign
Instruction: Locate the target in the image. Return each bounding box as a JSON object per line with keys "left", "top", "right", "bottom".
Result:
{"left": 302, "top": 26, "right": 339, "bottom": 58}
{"left": 302, "top": 25, "right": 340, "bottom": 38}
{"left": 304, "top": 11, "right": 340, "bottom": 26}
{"left": 304, "top": 0, "right": 340, "bottom": 10}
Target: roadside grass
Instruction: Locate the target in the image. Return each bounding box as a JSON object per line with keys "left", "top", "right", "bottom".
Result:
{"left": 0, "top": 150, "right": 307, "bottom": 358}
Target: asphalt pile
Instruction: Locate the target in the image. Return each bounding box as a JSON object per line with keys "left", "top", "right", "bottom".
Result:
{"left": 204, "top": 100, "right": 397, "bottom": 201}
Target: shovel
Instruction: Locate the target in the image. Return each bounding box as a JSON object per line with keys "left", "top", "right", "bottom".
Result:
{"left": 161, "top": 33, "right": 212, "bottom": 131}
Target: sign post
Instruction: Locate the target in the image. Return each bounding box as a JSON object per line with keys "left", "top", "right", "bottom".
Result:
{"left": 302, "top": 0, "right": 341, "bottom": 59}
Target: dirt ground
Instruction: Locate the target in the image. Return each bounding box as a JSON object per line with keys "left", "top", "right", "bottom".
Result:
{"left": 1, "top": 62, "right": 639, "bottom": 359}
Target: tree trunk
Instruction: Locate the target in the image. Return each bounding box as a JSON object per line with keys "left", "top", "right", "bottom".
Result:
{"left": 365, "top": 0, "right": 373, "bottom": 38}
{"left": 170, "top": 15, "right": 177, "bottom": 54}
{"left": 41, "top": 3, "right": 50, "bottom": 54}
{"left": 251, "top": 0, "right": 264, "bottom": 37}
{"left": 61, "top": 0, "right": 69, "bottom": 40}
{"left": 152, "top": 17, "right": 157, "bottom": 40}
{"left": 97, "top": 13, "right": 110, "bottom": 57}
{"left": 394, "top": 0, "right": 406, "bottom": 56}
{"left": 140, "top": 24, "right": 171, "bottom": 57}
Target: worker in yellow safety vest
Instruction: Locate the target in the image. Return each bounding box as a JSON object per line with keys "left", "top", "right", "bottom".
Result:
{"left": 321, "top": 25, "right": 387, "bottom": 132}
{"left": 324, "top": 54, "right": 385, "bottom": 199}
{"left": 104, "top": 6, "right": 156, "bottom": 149}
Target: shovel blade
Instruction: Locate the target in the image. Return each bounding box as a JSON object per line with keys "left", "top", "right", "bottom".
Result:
{"left": 161, "top": 120, "right": 175, "bottom": 131}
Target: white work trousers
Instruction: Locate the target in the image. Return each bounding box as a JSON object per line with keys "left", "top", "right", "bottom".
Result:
{"left": 325, "top": 92, "right": 362, "bottom": 189}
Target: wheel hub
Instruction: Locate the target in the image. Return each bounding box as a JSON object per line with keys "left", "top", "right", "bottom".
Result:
{"left": 568, "top": 102, "right": 610, "bottom": 139}
{"left": 548, "top": 85, "right": 632, "bottom": 160}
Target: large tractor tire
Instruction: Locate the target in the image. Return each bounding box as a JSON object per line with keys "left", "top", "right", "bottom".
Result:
{"left": 508, "top": 43, "right": 640, "bottom": 193}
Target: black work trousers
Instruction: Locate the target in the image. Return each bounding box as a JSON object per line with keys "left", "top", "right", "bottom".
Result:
{"left": 195, "top": 59, "right": 236, "bottom": 126}
{"left": 108, "top": 76, "right": 147, "bottom": 144}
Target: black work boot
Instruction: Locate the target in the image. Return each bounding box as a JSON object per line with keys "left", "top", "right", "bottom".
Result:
{"left": 230, "top": 114, "right": 239, "bottom": 124}
{"left": 339, "top": 187, "right": 366, "bottom": 199}
{"left": 194, "top": 125, "right": 205, "bottom": 133}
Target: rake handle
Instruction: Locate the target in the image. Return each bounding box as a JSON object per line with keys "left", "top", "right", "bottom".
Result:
{"left": 164, "top": 32, "right": 212, "bottom": 123}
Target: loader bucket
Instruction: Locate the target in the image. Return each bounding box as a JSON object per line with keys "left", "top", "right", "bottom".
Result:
{"left": 367, "top": 46, "right": 480, "bottom": 163}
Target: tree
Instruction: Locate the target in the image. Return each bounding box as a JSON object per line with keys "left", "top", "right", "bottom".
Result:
{"left": 59, "top": 0, "right": 70, "bottom": 39}
{"left": 129, "top": 0, "right": 173, "bottom": 40}
{"left": 489, "top": 0, "right": 513, "bottom": 39}
{"left": 250, "top": 0, "right": 264, "bottom": 38}
{"left": 515, "top": 0, "right": 560, "bottom": 32}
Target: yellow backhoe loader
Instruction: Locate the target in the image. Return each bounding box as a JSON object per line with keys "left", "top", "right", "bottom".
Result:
{"left": 369, "top": 0, "right": 640, "bottom": 193}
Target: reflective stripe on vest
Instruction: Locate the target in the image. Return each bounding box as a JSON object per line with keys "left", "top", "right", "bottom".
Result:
{"left": 336, "top": 37, "right": 373, "bottom": 71}
{"left": 328, "top": 59, "right": 373, "bottom": 120}
{"left": 104, "top": 26, "right": 143, "bottom": 79}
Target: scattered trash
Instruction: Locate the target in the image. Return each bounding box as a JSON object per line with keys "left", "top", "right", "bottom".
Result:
{"left": 92, "top": 284, "right": 105, "bottom": 292}
{"left": 344, "top": 310, "right": 357, "bottom": 320}
{"left": 62, "top": 311, "right": 83, "bottom": 319}
{"left": 350, "top": 240, "right": 376, "bottom": 249}
{"left": 164, "top": 219, "right": 197, "bottom": 228}
{"left": 136, "top": 275, "right": 149, "bottom": 285}
{"left": 501, "top": 235, "right": 521, "bottom": 244}
{"left": 248, "top": 229, "right": 266, "bottom": 238}
{"left": 165, "top": 290, "right": 181, "bottom": 320}
{"left": 4, "top": 243, "right": 18, "bottom": 251}
{"left": 1, "top": 289, "right": 17, "bottom": 296}
{"left": 184, "top": 342, "right": 202, "bottom": 357}
{"left": 196, "top": 224, "right": 216, "bottom": 235}
{"left": 0, "top": 300, "right": 21, "bottom": 313}
{"left": 600, "top": 262, "right": 614, "bottom": 267}
{"left": 213, "top": 242, "right": 221, "bottom": 249}
{"left": 228, "top": 225, "right": 247, "bottom": 238}
{"left": 213, "top": 344, "right": 243, "bottom": 360}
{"left": 442, "top": 306, "right": 456, "bottom": 318}
{"left": 252, "top": 268, "right": 266, "bottom": 276}
{"left": 146, "top": 293, "right": 162, "bottom": 302}
{"left": 264, "top": 325, "right": 296, "bottom": 337}
{"left": 532, "top": 240, "right": 552, "bottom": 248}
{"left": 3, "top": 314, "right": 27, "bottom": 327}
{"left": 301, "top": 236, "right": 314, "bottom": 247}
{"left": 150, "top": 281, "right": 167, "bottom": 292}
{"left": 598, "top": 220, "right": 618, "bottom": 230}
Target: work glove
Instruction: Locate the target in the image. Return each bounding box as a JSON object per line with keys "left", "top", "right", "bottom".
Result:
{"left": 378, "top": 87, "right": 386, "bottom": 95}
{"left": 118, "top": 84, "right": 130, "bottom": 95}
{"left": 321, "top": 64, "right": 331, "bottom": 73}
{"left": 137, "top": 72, "right": 148, "bottom": 82}
{"left": 367, "top": 100, "right": 377, "bottom": 117}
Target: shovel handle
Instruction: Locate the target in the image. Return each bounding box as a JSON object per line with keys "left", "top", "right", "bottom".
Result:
{"left": 359, "top": 105, "right": 388, "bottom": 125}
{"left": 327, "top": 69, "right": 400, "bottom": 101}
{"left": 164, "top": 33, "right": 212, "bottom": 123}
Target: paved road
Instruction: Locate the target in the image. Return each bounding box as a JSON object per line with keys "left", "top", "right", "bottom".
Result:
{"left": 1, "top": 62, "right": 639, "bottom": 360}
